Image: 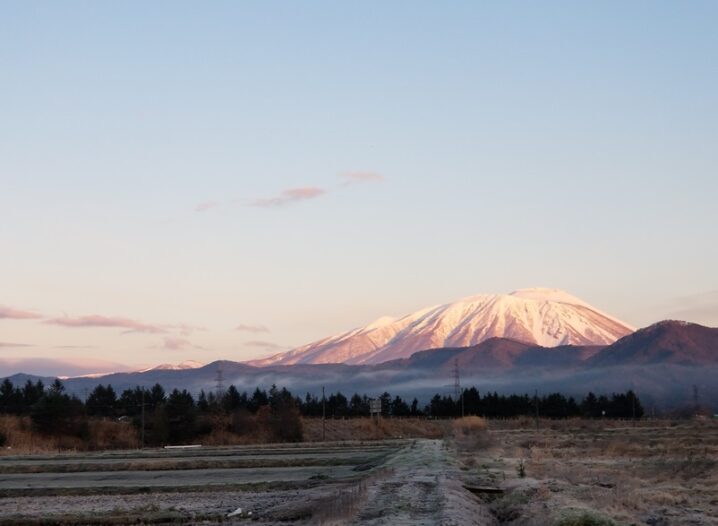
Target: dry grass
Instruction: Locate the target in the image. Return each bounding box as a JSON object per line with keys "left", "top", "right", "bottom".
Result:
{"left": 0, "top": 416, "right": 139, "bottom": 454}
{"left": 453, "top": 416, "right": 488, "bottom": 434}
{"left": 1, "top": 415, "right": 448, "bottom": 453}
{"left": 0, "top": 416, "right": 61, "bottom": 454}
{"left": 0, "top": 416, "right": 86, "bottom": 453}
{"left": 86, "top": 420, "right": 140, "bottom": 450}
{"left": 454, "top": 419, "right": 718, "bottom": 526}
{"left": 452, "top": 416, "right": 490, "bottom": 451}
{"left": 302, "top": 417, "right": 448, "bottom": 442}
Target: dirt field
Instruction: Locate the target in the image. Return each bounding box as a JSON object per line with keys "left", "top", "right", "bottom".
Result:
{"left": 0, "top": 419, "right": 715, "bottom": 525}
{"left": 0, "top": 436, "right": 489, "bottom": 525}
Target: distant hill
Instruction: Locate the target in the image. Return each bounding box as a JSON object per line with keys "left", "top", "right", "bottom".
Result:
{"left": 384, "top": 337, "right": 605, "bottom": 373}
{"left": 589, "top": 321, "right": 718, "bottom": 366}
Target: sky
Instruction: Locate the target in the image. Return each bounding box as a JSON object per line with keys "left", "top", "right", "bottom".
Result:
{"left": 1, "top": 1, "right": 717, "bottom": 374}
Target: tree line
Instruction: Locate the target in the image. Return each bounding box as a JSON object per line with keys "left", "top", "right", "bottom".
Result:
{"left": 0, "top": 377, "right": 643, "bottom": 445}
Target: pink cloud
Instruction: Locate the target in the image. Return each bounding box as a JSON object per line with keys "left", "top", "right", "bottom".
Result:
{"left": 0, "top": 305, "right": 42, "bottom": 320}
{"left": 163, "top": 323, "right": 208, "bottom": 336}
{"left": 45, "top": 315, "right": 165, "bottom": 334}
{"left": 235, "top": 324, "right": 270, "bottom": 333}
{"left": 195, "top": 201, "right": 220, "bottom": 213}
{"left": 339, "top": 172, "right": 384, "bottom": 185}
{"left": 0, "top": 342, "right": 34, "bottom": 348}
{"left": 249, "top": 187, "right": 326, "bottom": 208}
{"left": 159, "top": 337, "right": 203, "bottom": 351}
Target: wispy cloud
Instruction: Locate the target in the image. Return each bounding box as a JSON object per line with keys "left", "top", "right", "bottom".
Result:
{"left": 164, "top": 323, "right": 208, "bottom": 336}
{"left": 195, "top": 201, "right": 220, "bottom": 213}
{"left": 196, "top": 172, "right": 384, "bottom": 213}
{"left": 339, "top": 172, "right": 384, "bottom": 185}
{"left": 249, "top": 187, "right": 326, "bottom": 208}
{"left": 54, "top": 345, "right": 97, "bottom": 350}
{"left": 0, "top": 306, "right": 42, "bottom": 320}
{"left": 45, "top": 315, "right": 166, "bottom": 334}
{"left": 158, "top": 337, "right": 204, "bottom": 351}
{"left": 243, "top": 340, "right": 285, "bottom": 350}
{"left": 0, "top": 342, "right": 34, "bottom": 348}
{"left": 235, "top": 324, "right": 270, "bottom": 333}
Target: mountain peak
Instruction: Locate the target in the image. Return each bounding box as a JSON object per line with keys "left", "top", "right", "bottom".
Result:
{"left": 249, "top": 288, "right": 633, "bottom": 367}
{"left": 508, "top": 287, "right": 588, "bottom": 305}
{"left": 141, "top": 360, "right": 204, "bottom": 372}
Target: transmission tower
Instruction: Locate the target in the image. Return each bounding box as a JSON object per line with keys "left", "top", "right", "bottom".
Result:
{"left": 215, "top": 362, "right": 225, "bottom": 398}
{"left": 453, "top": 358, "right": 461, "bottom": 400}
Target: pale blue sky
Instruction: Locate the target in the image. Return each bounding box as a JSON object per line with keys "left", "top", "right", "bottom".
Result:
{"left": 1, "top": 1, "right": 717, "bottom": 369}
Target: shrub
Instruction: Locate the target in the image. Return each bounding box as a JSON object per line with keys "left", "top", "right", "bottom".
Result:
{"left": 268, "top": 400, "right": 303, "bottom": 442}
{"left": 452, "top": 416, "right": 489, "bottom": 449}
{"left": 0, "top": 431, "right": 6, "bottom": 447}
{"left": 517, "top": 458, "right": 526, "bottom": 478}
{"left": 452, "top": 416, "right": 487, "bottom": 434}
{"left": 231, "top": 408, "right": 254, "bottom": 436}
{"left": 88, "top": 420, "right": 139, "bottom": 450}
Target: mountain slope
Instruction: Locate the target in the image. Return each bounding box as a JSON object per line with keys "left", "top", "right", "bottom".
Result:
{"left": 250, "top": 288, "right": 633, "bottom": 366}
{"left": 589, "top": 321, "right": 718, "bottom": 366}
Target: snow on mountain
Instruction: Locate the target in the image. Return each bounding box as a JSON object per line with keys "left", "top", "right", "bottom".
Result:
{"left": 249, "top": 288, "right": 634, "bottom": 366}
{"left": 141, "top": 360, "right": 204, "bottom": 372}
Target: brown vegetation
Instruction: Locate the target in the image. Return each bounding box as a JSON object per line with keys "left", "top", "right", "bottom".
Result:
{"left": 0, "top": 416, "right": 139, "bottom": 454}
{"left": 302, "top": 417, "right": 448, "bottom": 442}
{"left": 1, "top": 414, "right": 447, "bottom": 453}
{"left": 451, "top": 416, "right": 490, "bottom": 450}
{"left": 454, "top": 418, "right": 718, "bottom": 525}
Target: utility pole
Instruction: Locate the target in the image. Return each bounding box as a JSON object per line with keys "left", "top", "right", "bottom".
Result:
{"left": 632, "top": 393, "right": 636, "bottom": 420}
{"left": 630, "top": 382, "right": 637, "bottom": 426}
{"left": 693, "top": 385, "right": 699, "bottom": 416}
{"left": 453, "top": 358, "right": 463, "bottom": 418}
{"left": 140, "top": 387, "right": 145, "bottom": 449}
{"left": 534, "top": 389, "right": 539, "bottom": 431}
{"left": 322, "top": 386, "right": 326, "bottom": 442}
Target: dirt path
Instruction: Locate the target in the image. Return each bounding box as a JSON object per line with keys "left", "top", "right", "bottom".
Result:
{"left": 349, "top": 439, "right": 495, "bottom": 526}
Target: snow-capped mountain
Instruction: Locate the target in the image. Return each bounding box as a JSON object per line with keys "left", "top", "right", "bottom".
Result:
{"left": 249, "top": 288, "right": 633, "bottom": 366}
{"left": 140, "top": 360, "right": 204, "bottom": 372}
